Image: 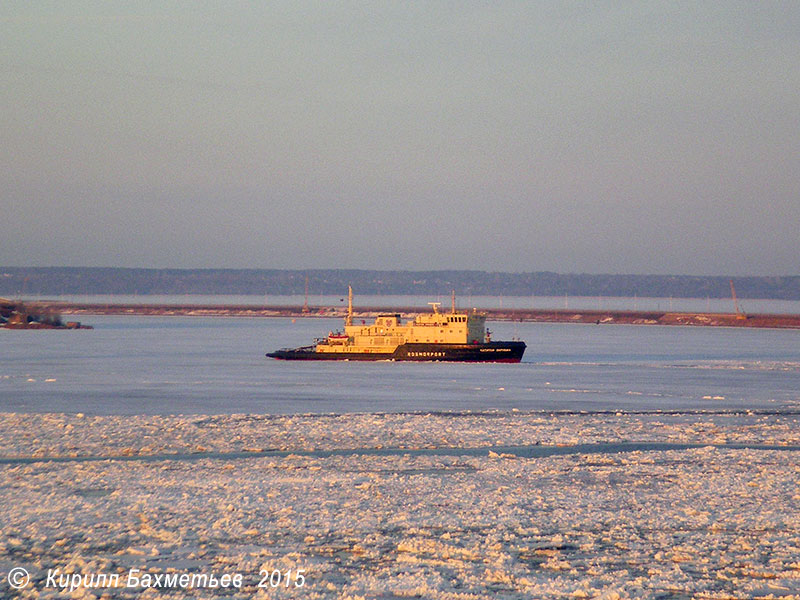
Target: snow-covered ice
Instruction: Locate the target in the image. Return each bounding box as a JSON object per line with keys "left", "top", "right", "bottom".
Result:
{"left": 1, "top": 411, "right": 799, "bottom": 459}
{"left": 1, "top": 411, "right": 799, "bottom": 599}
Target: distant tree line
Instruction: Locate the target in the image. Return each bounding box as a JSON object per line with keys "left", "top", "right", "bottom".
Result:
{"left": 1, "top": 267, "right": 799, "bottom": 300}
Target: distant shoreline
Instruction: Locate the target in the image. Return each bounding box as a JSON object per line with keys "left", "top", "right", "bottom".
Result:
{"left": 3, "top": 267, "right": 800, "bottom": 300}
{"left": 47, "top": 302, "right": 800, "bottom": 329}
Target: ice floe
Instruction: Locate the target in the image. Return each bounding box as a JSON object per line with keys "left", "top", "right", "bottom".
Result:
{"left": 1, "top": 412, "right": 799, "bottom": 599}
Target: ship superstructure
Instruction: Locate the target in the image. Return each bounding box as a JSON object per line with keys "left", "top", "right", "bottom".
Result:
{"left": 267, "top": 288, "right": 525, "bottom": 362}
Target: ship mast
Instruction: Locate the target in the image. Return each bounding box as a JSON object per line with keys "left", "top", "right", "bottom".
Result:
{"left": 346, "top": 285, "right": 353, "bottom": 326}
{"left": 451, "top": 290, "right": 456, "bottom": 314}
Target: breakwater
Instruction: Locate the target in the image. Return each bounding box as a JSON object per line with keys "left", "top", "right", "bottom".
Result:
{"left": 45, "top": 302, "right": 800, "bottom": 329}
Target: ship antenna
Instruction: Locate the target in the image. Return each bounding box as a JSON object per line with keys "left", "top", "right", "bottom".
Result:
{"left": 346, "top": 285, "right": 353, "bottom": 326}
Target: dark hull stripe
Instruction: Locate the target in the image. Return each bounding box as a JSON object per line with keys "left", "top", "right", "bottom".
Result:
{"left": 267, "top": 342, "right": 526, "bottom": 362}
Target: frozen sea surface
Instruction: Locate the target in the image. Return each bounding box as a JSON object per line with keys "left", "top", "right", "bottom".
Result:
{"left": 2, "top": 317, "right": 800, "bottom": 598}
{"left": 1, "top": 413, "right": 799, "bottom": 599}
{"left": 2, "top": 316, "right": 800, "bottom": 414}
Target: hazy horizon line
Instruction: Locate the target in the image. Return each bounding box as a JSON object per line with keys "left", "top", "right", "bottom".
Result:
{"left": 2, "top": 265, "right": 798, "bottom": 279}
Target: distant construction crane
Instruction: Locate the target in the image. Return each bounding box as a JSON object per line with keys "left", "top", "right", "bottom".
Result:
{"left": 302, "top": 274, "right": 310, "bottom": 313}
{"left": 729, "top": 279, "right": 747, "bottom": 320}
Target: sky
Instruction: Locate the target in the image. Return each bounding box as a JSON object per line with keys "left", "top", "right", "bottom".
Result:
{"left": 2, "top": 2, "right": 799, "bottom": 275}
